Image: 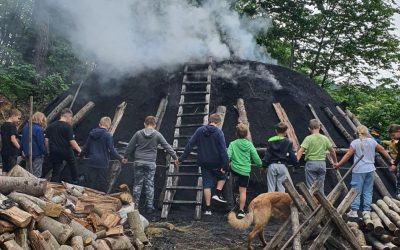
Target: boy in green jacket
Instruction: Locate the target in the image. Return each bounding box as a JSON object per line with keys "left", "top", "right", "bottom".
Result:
{"left": 228, "top": 123, "right": 262, "bottom": 219}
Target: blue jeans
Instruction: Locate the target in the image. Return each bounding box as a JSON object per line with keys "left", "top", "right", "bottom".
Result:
{"left": 351, "top": 171, "right": 374, "bottom": 211}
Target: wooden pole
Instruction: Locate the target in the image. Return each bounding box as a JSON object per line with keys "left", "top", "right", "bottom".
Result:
{"left": 236, "top": 98, "right": 252, "bottom": 141}
{"left": 290, "top": 203, "right": 301, "bottom": 250}
{"left": 72, "top": 101, "right": 95, "bottom": 128}
{"left": 109, "top": 101, "right": 127, "bottom": 136}
{"left": 336, "top": 106, "right": 357, "bottom": 132}
{"left": 345, "top": 109, "right": 362, "bottom": 127}
{"left": 155, "top": 97, "right": 168, "bottom": 131}
{"left": 371, "top": 203, "right": 397, "bottom": 231}
{"left": 272, "top": 102, "right": 299, "bottom": 150}
{"left": 323, "top": 107, "right": 354, "bottom": 143}
{"left": 308, "top": 104, "right": 336, "bottom": 147}
{"left": 28, "top": 96, "right": 33, "bottom": 173}
{"left": 69, "top": 81, "right": 84, "bottom": 110}
{"left": 46, "top": 95, "right": 73, "bottom": 122}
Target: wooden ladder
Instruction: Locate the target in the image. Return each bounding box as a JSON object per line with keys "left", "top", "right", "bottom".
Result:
{"left": 161, "top": 57, "right": 213, "bottom": 220}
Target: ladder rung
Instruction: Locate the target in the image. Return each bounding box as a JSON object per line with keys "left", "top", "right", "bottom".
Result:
{"left": 166, "top": 186, "right": 203, "bottom": 190}
{"left": 183, "top": 81, "right": 209, "bottom": 85}
{"left": 179, "top": 102, "right": 208, "bottom": 106}
{"left": 163, "top": 200, "right": 202, "bottom": 205}
{"left": 181, "top": 91, "right": 210, "bottom": 95}
{"left": 175, "top": 124, "right": 203, "bottom": 128}
{"left": 177, "top": 112, "right": 208, "bottom": 117}
{"left": 174, "top": 135, "right": 191, "bottom": 139}
{"left": 167, "top": 172, "right": 201, "bottom": 176}
{"left": 185, "top": 71, "right": 208, "bottom": 75}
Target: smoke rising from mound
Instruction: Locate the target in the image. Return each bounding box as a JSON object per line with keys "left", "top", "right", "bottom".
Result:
{"left": 48, "top": 0, "right": 275, "bottom": 78}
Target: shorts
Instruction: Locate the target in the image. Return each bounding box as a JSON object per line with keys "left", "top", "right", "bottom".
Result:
{"left": 201, "top": 167, "right": 227, "bottom": 188}
{"left": 231, "top": 169, "right": 249, "bottom": 188}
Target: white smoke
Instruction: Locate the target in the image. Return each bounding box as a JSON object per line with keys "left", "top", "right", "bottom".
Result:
{"left": 48, "top": 0, "right": 275, "bottom": 77}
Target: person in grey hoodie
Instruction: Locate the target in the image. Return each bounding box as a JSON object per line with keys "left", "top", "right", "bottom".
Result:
{"left": 123, "top": 116, "right": 177, "bottom": 214}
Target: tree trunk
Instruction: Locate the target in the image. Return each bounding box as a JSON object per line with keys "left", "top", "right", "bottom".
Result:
{"left": 127, "top": 210, "right": 148, "bottom": 244}
{"left": 72, "top": 102, "right": 95, "bottom": 128}
{"left": 0, "top": 206, "right": 32, "bottom": 227}
{"left": 0, "top": 176, "right": 47, "bottom": 197}
{"left": 46, "top": 95, "right": 74, "bottom": 122}
{"left": 290, "top": 203, "right": 301, "bottom": 250}
{"left": 370, "top": 211, "right": 385, "bottom": 235}
{"left": 7, "top": 165, "right": 36, "bottom": 178}
{"left": 365, "top": 234, "right": 389, "bottom": 250}
{"left": 376, "top": 200, "right": 400, "bottom": 227}
{"left": 374, "top": 172, "right": 392, "bottom": 198}
{"left": 155, "top": 98, "right": 168, "bottom": 131}
{"left": 336, "top": 106, "right": 357, "bottom": 132}
{"left": 307, "top": 104, "right": 336, "bottom": 147}
{"left": 110, "top": 101, "right": 127, "bottom": 135}
{"left": 37, "top": 216, "right": 73, "bottom": 244}
{"left": 32, "top": 0, "right": 50, "bottom": 75}
{"left": 383, "top": 196, "right": 400, "bottom": 213}
{"left": 272, "top": 102, "right": 299, "bottom": 150}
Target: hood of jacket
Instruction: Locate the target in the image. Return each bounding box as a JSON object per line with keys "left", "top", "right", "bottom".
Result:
{"left": 89, "top": 127, "right": 108, "bottom": 140}
{"left": 268, "top": 136, "right": 288, "bottom": 150}
{"left": 202, "top": 125, "right": 219, "bottom": 137}
{"left": 141, "top": 128, "right": 157, "bottom": 138}
{"left": 234, "top": 138, "right": 252, "bottom": 151}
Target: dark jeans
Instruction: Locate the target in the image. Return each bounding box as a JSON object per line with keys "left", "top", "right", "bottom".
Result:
{"left": 1, "top": 154, "right": 17, "bottom": 172}
{"left": 86, "top": 167, "right": 108, "bottom": 192}
{"left": 49, "top": 150, "right": 78, "bottom": 183}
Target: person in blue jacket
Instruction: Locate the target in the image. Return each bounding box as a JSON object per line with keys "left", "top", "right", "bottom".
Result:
{"left": 81, "top": 117, "right": 123, "bottom": 192}
{"left": 178, "top": 113, "right": 229, "bottom": 216}
{"left": 21, "top": 112, "right": 47, "bottom": 177}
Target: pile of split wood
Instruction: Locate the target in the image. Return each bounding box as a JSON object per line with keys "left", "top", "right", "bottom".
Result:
{"left": 361, "top": 197, "right": 400, "bottom": 249}
{"left": 0, "top": 165, "right": 149, "bottom": 250}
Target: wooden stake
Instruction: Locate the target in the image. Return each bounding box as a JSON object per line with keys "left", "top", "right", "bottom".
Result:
{"left": 28, "top": 96, "right": 33, "bottom": 173}
{"left": 290, "top": 203, "right": 301, "bottom": 250}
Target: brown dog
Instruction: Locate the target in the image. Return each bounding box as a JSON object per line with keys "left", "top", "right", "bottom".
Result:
{"left": 227, "top": 192, "right": 292, "bottom": 250}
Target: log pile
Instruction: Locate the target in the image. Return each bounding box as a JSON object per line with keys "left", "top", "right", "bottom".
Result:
{"left": 0, "top": 165, "right": 148, "bottom": 250}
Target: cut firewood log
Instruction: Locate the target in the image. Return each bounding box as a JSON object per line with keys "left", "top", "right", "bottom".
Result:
{"left": 75, "top": 196, "right": 122, "bottom": 213}
{"left": 41, "top": 230, "right": 61, "bottom": 249}
{"left": 100, "top": 212, "right": 121, "bottom": 229}
{"left": 95, "top": 230, "right": 107, "bottom": 239}
{"left": 365, "top": 234, "right": 389, "bottom": 250}
{"left": 2, "top": 239, "right": 23, "bottom": 250}
{"left": 0, "top": 232, "right": 15, "bottom": 242}
{"left": 28, "top": 230, "right": 53, "bottom": 250}
{"left": 377, "top": 199, "right": 400, "bottom": 227}
{"left": 37, "top": 216, "right": 73, "bottom": 244}
{"left": 372, "top": 203, "right": 397, "bottom": 231}
{"left": 95, "top": 239, "right": 111, "bottom": 250}
{"left": 383, "top": 196, "right": 400, "bottom": 213}
{"left": 378, "top": 234, "right": 394, "bottom": 243}
{"left": 0, "top": 220, "right": 16, "bottom": 234}
{"left": 370, "top": 211, "right": 385, "bottom": 235}
{"left": 0, "top": 176, "right": 47, "bottom": 197}
{"left": 84, "top": 245, "right": 95, "bottom": 250}
{"left": 105, "top": 225, "right": 123, "bottom": 237}
{"left": 71, "top": 236, "right": 84, "bottom": 250}
{"left": 15, "top": 228, "right": 28, "bottom": 250}
{"left": 7, "top": 165, "right": 36, "bottom": 178}
{"left": 392, "top": 198, "right": 400, "bottom": 208}
{"left": 69, "top": 219, "right": 97, "bottom": 243}
{"left": 127, "top": 210, "right": 149, "bottom": 244}
{"left": 0, "top": 206, "right": 32, "bottom": 227}
{"left": 46, "top": 95, "right": 73, "bottom": 122}
{"left": 290, "top": 203, "right": 301, "bottom": 250}
{"left": 103, "top": 236, "right": 134, "bottom": 250}
{"left": 384, "top": 242, "right": 399, "bottom": 250}
{"left": 59, "top": 246, "right": 73, "bottom": 250}
{"left": 363, "top": 211, "right": 374, "bottom": 231}
{"left": 62, "top": 182, "right": 84, "bottom": 197}
{"left": 347, "top": 222, "right": 368, "bottom": 247}
{"left": 392, "top": 237, "right": 400, "bottom": 245}
{"left": 72, "top": 101, "right": 95, "bottom": 128}
{"left": 8, "top": 192, "right": 44, "bottom": 221}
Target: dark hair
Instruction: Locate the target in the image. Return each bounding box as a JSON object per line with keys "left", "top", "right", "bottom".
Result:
{"left": 308, "top": 119, "right": 320, "bottom": 130}
{"left": 6, "top": 108, "right": 21, "bottom": 118}
{"left": 60, "top": 108, "right": 73, "bottom": 117}
{"left": 275, "top": 122, "right": 288, "bottom": 134}
{"left": 144, "top": 116, "right": 156, "bottom": 126}
{"left": 388, "top": 124, "right": 400, "bottom": 134}
{"left": 209, "top": 113, "right": 222, "bottom": 124}
{"left": 236, "top": 123, "right": 248, "bottom": 138}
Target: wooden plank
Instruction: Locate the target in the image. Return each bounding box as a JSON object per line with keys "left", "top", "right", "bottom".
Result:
{"left": 272, "top": 103, "right": 299, "bottom": 150}
{"left": 155, "top": 97, "right": 168, "bottom": 130}
{"left": 314, "top": 190, "right": 362, "bottom": 250}
{"left": 308, "top": 104, "right": 336, "bottom": 147}
{"left": 109, "top": 101, "right": 127, "bottom": 136}
{"left": 194, "top": 167, "right": 203, "bottom": 220}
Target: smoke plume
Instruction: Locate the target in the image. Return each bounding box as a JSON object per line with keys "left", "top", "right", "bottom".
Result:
{"left": 48, "top": 0, "right": 275, "bottom": 78}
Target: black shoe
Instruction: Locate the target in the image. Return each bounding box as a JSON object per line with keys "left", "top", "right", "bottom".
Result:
{"left": 236, "top": 210, "right": 246, "bottom": 219}
{"left": 212, "top": 194, "right": 227, "bottom": 203}
{"left": 204, "top": 209, "right": 212, "bottom": 216}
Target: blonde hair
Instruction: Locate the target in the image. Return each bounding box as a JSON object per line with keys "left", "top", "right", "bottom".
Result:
{"left": 356, "top": 125, "right": 371, "bottom": 139}
{"left": 99, "top": 117, "right": 112, "bottom": 129}
{"left": 236, "top": 123, "right": 248, "bottom": 139}
{"left": 32, "top": 112, "right": 47, "bottom": 129}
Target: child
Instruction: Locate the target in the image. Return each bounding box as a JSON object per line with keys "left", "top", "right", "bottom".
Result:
{"left": 334, "top": 125, "right": 393, "bottom": 218}
{"left": 0, "top": 109, "right": 21, "bottom": 174}
{"left": 388, "top": 124, "right": 400, "bottom": 197}
{"left": 382, "top": 138, "right": 399, "bottom": 160}
{"left": 297, "top": 119, "right": 337, "bottom": 194}
{"left": 21, "top": 112, "right": 47, "bottom": 177}
{"left": 227, "top": 123, "right": 262, "bottom": 219}
{"left": 264, "top": 122, "right": 298, "bottom": 192}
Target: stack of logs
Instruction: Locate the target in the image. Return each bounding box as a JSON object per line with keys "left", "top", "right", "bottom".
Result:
{"left": 362, "top": 197, "right": 400, "bottom": 249}
{"left": 0, "top": 165, "right": 148, "bottom": 250}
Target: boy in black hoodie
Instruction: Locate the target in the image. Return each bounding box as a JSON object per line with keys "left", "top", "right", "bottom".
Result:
{"left": 263, "top": 122, "right": 298, "bottom": 192}
{"left": 178, "top": 113, "right": 229, "bottom": 215}
{"left": 81, "top": 117, "right": 122, "bottom": 192}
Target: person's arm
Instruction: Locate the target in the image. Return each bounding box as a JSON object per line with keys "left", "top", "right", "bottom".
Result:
{"left": 65, "top": 124, "right": 81, "bottom": 153}
{"left": 376, "top": 143, "right": 396, "bottom": 172}
{"left": 250, "top": 144, "right": 262, "bottom": 167}
{"left": 80, "top": 137, "right": 90, "bottom": 157}
{"left": 296, "top": 147, "right": 305, "bottom": 162}
{"left": 335, "top": 147, "right": 354, "bottom": 168}
{"left": 158, "top": 133, "right": 177, "bottom": 160}
{"left": 69, "top": 140, "right": 81, "bottom": 154}
{"left": 123, "top": 133, "right": 137, "bottom": 159}
{"left": 215, "top": 131, "right": 229, "bottom": 170}
{"left": 107, "top": 134, "right": 122, "bottom": 161}
{"left": 287, "top": 141, "right": 298, "bottom": 166}
{"left": 227, "top": 144, "right": 233, "bottom": 161}
{"left": 179, "top": 129, "right": 199, "bottom": 162}
{"left": 395, "top": 143, "right": 400, "bottom": 166}
{"left": 10, "top": 125, "right": 20, "bottom": 150}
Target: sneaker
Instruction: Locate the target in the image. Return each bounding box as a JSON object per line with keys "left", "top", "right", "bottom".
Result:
{"left": 204, "top": 210, "right": 212, "bottom": 216}
{"left": 212, "top": 194, "right": 227, "bottom": 203}
{"left": 347, "top": 210, "right": 358, "bottom": 218}
{"left": 236, "top": 210, "right": 246, "bottom": 219}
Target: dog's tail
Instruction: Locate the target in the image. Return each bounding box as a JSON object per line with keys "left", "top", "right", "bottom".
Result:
{"left": 227, "top": 209, "right": 254, "bottom": 230}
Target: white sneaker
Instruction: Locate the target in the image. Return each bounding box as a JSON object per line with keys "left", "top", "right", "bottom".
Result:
{"left": 347, "top": 210, "right": 358, "bottom": 218}
{"left": 212, "top": 194, "right": 227, "bottom": 203}
{"left": 204, "top": 210, "right": 212, "bottom": 216}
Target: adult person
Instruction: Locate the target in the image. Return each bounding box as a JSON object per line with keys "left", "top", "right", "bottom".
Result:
{"left": 81, "top": 117, "right": 122, "bottom": 192}
{"left": 45, "top": 108, "right": 81, "bottom": 183}
{"left": 178, "top": 113, "right": 229, "bottom": 216}
{"left": 123, "top": 116, "right": 177, "bottom": 214}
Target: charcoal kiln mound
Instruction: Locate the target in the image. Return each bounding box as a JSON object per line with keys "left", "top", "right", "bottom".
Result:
{"left": 44, "top": 59, "right": 395, "bottom": 210}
